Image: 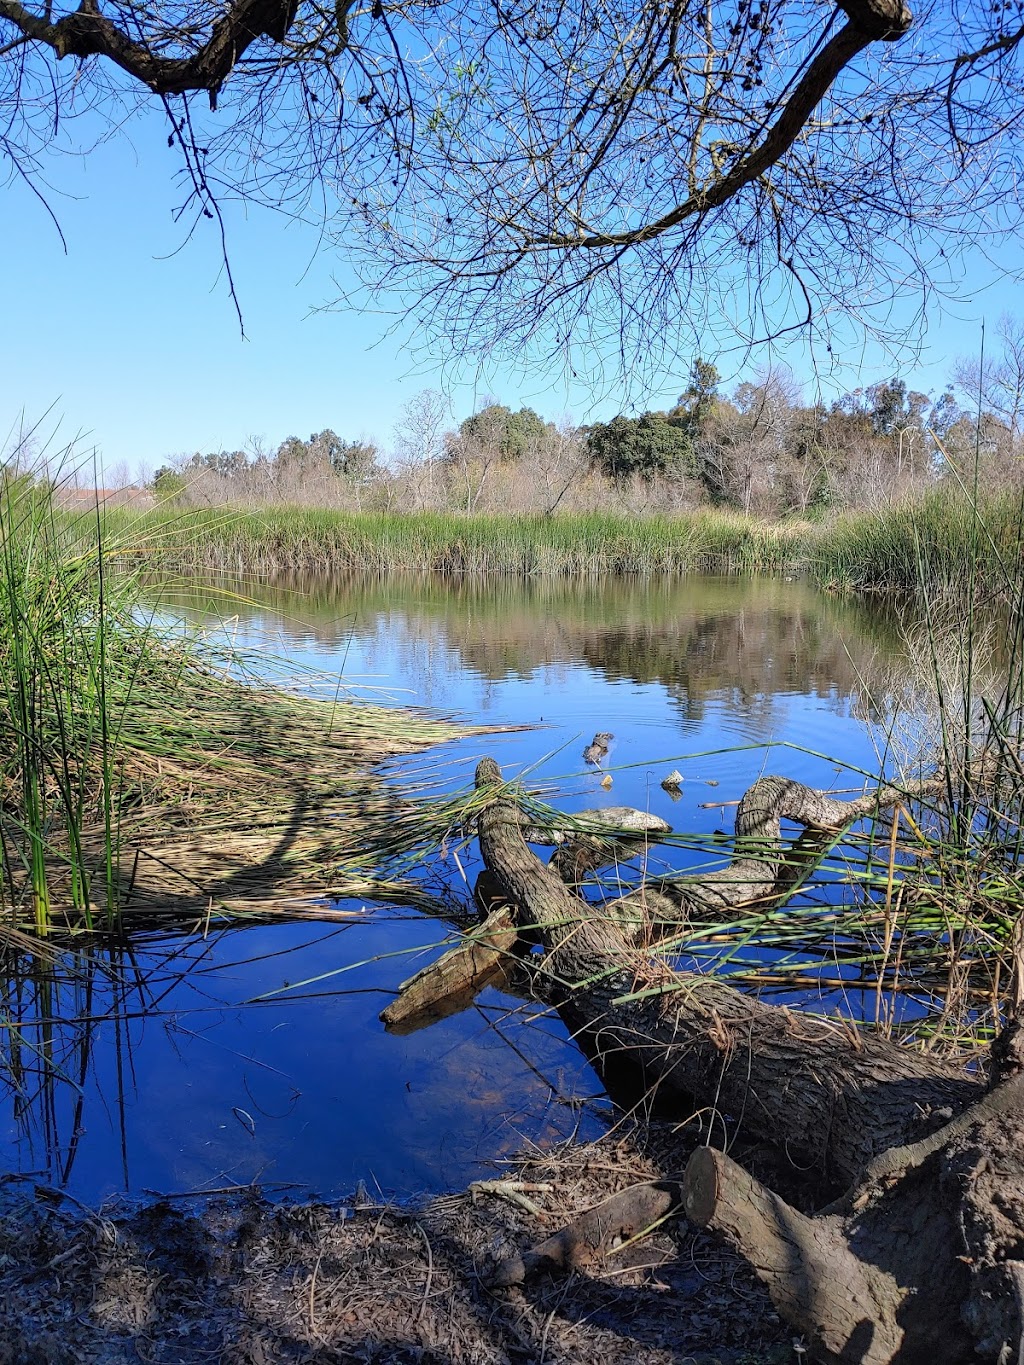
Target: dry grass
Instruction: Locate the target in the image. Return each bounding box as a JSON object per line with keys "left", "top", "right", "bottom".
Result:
{"left": 0, "top": 1126, "right": 792, "bottom": 1365}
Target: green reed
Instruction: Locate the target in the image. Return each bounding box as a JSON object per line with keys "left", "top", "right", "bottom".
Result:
{"left": 95, "top": 505, "right": 809, "bottom": 578}
{"left": 0, "top": 473, "right": 129, "bottom": 931}
{"left": 815, "top": 488, "right": 1024, "bottom": 598}
{"left": 90, "top": 495, "right": 1019, "bottom": 600}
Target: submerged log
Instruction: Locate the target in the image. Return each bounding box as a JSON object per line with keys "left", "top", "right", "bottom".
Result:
{"left": 471, "top": 754, "right": 1024, "bottom": 1361}
{"left": 379, "top": 897, "right": 518, "bottom": 1033}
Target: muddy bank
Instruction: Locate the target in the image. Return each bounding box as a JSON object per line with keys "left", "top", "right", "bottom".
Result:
{"left": 1, "top": 1128, "right": 792, "bottom": 1365}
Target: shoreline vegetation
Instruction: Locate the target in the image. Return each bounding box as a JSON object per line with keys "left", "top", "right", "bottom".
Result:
{"left": 0, "top": 475, "right": 487, "bottom": 935}
{"left": 91, "top": 487, "right": 1024, "bottom": 597}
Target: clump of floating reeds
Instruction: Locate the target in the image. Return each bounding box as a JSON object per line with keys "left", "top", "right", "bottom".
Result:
{"left": 0, "top": 472, "right": 480, "bottom": 937}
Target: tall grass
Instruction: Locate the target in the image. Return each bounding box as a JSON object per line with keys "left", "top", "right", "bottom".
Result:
{"left": 0, "top": 477, "right": 478, "bottom": 937}
{"left": 84, "top": 493, "right": 1021, "bottom": 599}
{"left": 0, "top": 473, "right": 136, "bottom": 932}
{"left": 95, "top": 505, "right": 810, "bottom": 578}
{"left": 815, "top": 488, "right": 1024, "bottom": 597}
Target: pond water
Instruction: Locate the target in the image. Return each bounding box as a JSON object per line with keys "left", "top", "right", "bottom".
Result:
{"left": 0, "top": 573, "right": 907, "bottom": 1205}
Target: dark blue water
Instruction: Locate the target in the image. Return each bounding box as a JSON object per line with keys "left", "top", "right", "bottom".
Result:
{"left": 0, "top": 573, "right": 904, "bottom": 1203}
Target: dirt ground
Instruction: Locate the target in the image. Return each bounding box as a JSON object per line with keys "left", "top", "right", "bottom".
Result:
{"left": 0, "top": 1127, "right": 796, "bottom": 1365}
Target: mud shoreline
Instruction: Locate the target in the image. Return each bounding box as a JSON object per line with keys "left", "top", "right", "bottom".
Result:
{"left": 2, "top": 1127, "right": 793, "bottom": 1365}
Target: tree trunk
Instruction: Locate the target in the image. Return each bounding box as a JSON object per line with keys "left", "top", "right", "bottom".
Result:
{"left": 471, "top": 756, "right": 1024, "bottom": 1362}
{"left": 474, "top": 757, "right": 980, "bottom": 1190}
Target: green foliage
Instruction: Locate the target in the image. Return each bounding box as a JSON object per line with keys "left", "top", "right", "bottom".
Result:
{"left": 586, "top": 411, "right": 696, "bottom": 482}
{"left": 672, "top": 357, "right": 722, "bottom": 438}
{"left": 152, "top": 466, "right": 187, "bottom": 501}
{"left": 676, "top": 357, "right": 721, "bottom": 414}
{"left": 456, "top": 404, "right": 552, "bottom": 461}
{"left": 307, "top": 429, "right": 380, "bottom": 481}
{"left": 583, "top": 357, "right": 718, "bottom": 489}
{"left": 182, "top": 449, "right": 250, "bottom": 478}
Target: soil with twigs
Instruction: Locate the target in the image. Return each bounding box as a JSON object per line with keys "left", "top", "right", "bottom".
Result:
{"left": 0, "top": 1126, "right": 795, "bottom": 1365}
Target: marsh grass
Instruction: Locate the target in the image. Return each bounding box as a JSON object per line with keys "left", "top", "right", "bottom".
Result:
{"left": 85, "top": 491, "right": 1024, "bottom": 602}
{"left": 97, "top": 505, "right": 809, "bottom": 578}
{"left": 0, "top": 475, "right": 484, "bottom": 937}
{"left": 814, "top": 486, "right": 1024, "bottom": 597}
{"left": 654, "top": 485, "right": 1024, "bottom": 1055}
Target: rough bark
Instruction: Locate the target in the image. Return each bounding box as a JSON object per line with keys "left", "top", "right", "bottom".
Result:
{"left": 682, "top": 1071, "right": 1024, "bottom": 1363}
{"left": 0, "top": 0, "right": 305, "bottom": 96}
{"left": 471, "top": 755, "right": 1024, "bottom": 1361}
{"left": 380, "top": 808, "right": 671, "bottom": 1029}
{"left": 683, "top": 1145, "right": 974, "bottom": 1364}
{"left": 474, "top": 756, "right": 980, "bottom": 1191}
{"left": 488, "top": 1179, "right": 683, "bottom": 1288}
{"left": 379, "top": 902, "right": 518, "bottom": 1033}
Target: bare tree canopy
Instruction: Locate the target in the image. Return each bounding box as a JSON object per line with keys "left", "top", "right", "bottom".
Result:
{"left": 3, "top": 0, "right": 1023, "bottom": 372}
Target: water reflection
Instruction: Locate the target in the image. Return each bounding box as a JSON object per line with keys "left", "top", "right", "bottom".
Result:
{"left": 1, "top": 571, "right": 910, "bottom": 1202}
{"left": 0, "top": 923, "right": 604, "bottom": 1203}
{"left": 157, "top": 573, "right": 900, "bottom": 729}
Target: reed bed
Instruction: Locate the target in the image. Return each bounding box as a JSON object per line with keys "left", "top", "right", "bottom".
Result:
{"left": 96, "top": 505, "right": 810, "bottom": 578}
{"left": 816, "top": 488, "right": 1024, "bottom": 597}
{"left": 84, "top": 493, "right": 1021, "bottom": 601}
{"left": 0, "top": 476, "right": 484, "bottom": 937}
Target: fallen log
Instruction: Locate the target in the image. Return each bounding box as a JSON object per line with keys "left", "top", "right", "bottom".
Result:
{"left": 378, "top": 901, "right": 518, "bottom": 1032}
{"left": 471, "top": 755, "right": 1024, "bottom": 1361}
{"left": 380, "top": 807, "right": 672, "bottom": 1030}
{"left": 682, "top": 1067, "right": 1024, "bottom": 1364}
{"left": 488, "top": 1179, "right": 683, "bottom": 1288}
{"left": 474, "top": 756, "right": 980, "bottom": 1189}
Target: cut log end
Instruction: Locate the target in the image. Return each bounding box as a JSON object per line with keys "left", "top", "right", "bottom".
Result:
{"left": 681, "top": 1146, "right": 719, "bottom": 1226}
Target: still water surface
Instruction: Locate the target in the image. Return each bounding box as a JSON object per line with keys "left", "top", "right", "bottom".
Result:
{"left": 1, "top": 574, "right": 904, "bottom": 1203}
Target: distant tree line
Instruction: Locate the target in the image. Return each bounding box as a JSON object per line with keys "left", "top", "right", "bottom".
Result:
{"left": 152, "top": 432, "right": 382, "bottom": 508}
{"left": 151, "top": 322, "right": 1024, "bottom": 518}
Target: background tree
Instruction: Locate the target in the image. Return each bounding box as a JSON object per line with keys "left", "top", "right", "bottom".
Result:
{"left": 702, "top": 369, "right": 801, "bottom": 514}
{"left": 586, "top": 413, "right": 697, "bottom": 484}
{"left": 943, "top": 317, "right": 1024, "bottom": 486}
{"left": 392, "top": 390, "right": 449, "bottom": 510}
{"left": 456, "top": 405, "right": 553, "bottom": 463}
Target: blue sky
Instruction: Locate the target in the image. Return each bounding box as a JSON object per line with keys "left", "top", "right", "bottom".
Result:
{"left": 4, "top": 104, "right": 1024, "bottom": 482}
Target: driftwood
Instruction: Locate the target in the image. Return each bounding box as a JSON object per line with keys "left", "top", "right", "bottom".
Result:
{"left": 469, "top": 755, "right": 1024, "bottom": 1362}
{"left": 488, "top": 1179, "right": 683, "bottom": 1287}
{"left": 379, "top": 902, "right": 518, "bottom": 1033}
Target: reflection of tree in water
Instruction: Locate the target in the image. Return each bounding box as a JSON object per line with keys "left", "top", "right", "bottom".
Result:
{"left": 149, "top": 571, "right": 904, "bottom": 721}
{"left": 579, "top": 606, "right": 887, "bottom": 736}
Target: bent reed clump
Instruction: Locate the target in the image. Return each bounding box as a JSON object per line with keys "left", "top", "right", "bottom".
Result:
{"left": 0, "top": 475, "right": 479, "bottom": 938}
